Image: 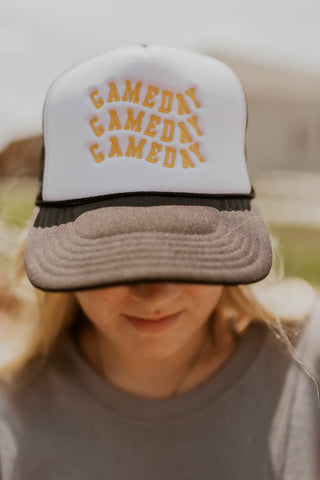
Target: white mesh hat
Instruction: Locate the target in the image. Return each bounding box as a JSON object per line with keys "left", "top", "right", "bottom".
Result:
{"left": 24, "top": 45, "right": 272, "bottom": 291}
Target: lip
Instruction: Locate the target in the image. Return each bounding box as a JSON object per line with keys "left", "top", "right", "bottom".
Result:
{"left": 124, "top": 311, "right": 182, "bottom": 334}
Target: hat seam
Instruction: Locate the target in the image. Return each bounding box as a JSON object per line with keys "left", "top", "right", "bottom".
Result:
{"left": 35, "top": 189, "right": 255, "bottom": 207}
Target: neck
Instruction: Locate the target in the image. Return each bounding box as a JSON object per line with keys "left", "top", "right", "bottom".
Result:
{"left": 78, "top": 314, "right": 237, "bottom": 399}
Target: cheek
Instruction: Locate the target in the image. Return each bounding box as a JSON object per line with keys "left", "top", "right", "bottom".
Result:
{"left": 188, "top": 286, "right": 224, "bottom": 317}
{"left": 74, "top": 287, "right": 129, "bottom": 326}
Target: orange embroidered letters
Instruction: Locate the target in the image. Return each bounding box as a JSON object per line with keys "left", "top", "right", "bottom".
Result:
{"left": 90, "top": 90, "right": 104, "bottom": 109}
{"left": 176, "top": 94, "right": 191, "bottom": 115}
{"left": 124, "top": 109, "right": 145, "bottom": 132}
{"left": 89, "top": 117, "right": 105, "bottom": 137}
{"left": 89, "top": 81, "right": 205, "bottom": 168}
{"left": 90, "top": 144, "right": 105, "bottom": 163}
{"left": 185, "top": 88, "right": 201, "bottom": 109}
{"left": 177, "top": 122, "right": 193, "bottom": 143}
{"left": 108, "top": 110, "right": 122, "bottom": 131}
{"left": 158, "top": 90, "right": 173, "bottom": 114}
{"left": 125, "top": 137, "right": 146, "bottom": 159}
{"left": 180, "top": 149, "right": 195, "bottom": 168}
{"left": 146, "top": 143, "right": 162, "bottom": 163}
{"left": 189, "top": 143, "right": 205, "bottom": 163}
{"left": 122, "top": 81, "right": 142, "bottom": 103}
{"left": 162, "top": 147, "right": 176, "bottom": 168}
{"left": 187, "top": 115, "right": 203, "bottom": 137}
{"left": 142, "top": 85, "right": 160, "bottom": 108}
{"left": 108, "top": 137, "right": 123, "bottom": 157}
{"left": 107, "top": 82, "right": 120, "bottom": 103}
{"left": 160, "top": 119, "right": 175, "bottom": 143}
{"left": 144, "top": 115, "right": 161, "bottom": 138}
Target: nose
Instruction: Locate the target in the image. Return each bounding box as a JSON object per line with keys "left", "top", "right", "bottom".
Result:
{"left": 129, "top": 282, "right": 182, "bottom": 303}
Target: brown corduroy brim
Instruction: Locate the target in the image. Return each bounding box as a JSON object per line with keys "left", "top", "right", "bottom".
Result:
{"left": 24, "top": 199, "right": 272, "bottom": 292}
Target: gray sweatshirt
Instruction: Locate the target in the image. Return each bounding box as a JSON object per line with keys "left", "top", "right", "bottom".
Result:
{"left": 1, "top": 301, "right": 320, "bottom": 480}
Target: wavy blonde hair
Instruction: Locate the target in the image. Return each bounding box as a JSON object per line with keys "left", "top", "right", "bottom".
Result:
{"left": 0, "top": 217, "right": 315, "bottom": 381}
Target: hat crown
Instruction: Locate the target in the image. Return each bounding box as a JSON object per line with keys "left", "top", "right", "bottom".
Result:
{"left": 42, "top": 45, "right": 250, "bottom": 202}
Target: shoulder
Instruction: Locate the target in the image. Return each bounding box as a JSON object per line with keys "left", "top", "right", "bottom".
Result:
{"left": 0, "top": 333, "right": 77, "bottom": 425}
{"left": 267, "top": 298, "right": 320, "bottom": 477}
{"left": 252, "top": 278, "right": 320, "bottom": 372}
{"left": 291, "top": 297, "right": 320, "bottom": 391}
{"left": 274, "top": 295, "right": 320, "bottom": 412}
{"left": 0, "top": 333, "right": 81, "bottom": 475}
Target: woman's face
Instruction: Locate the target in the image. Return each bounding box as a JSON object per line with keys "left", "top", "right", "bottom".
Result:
{"left": 75, "top": 283, "right": 223, "bottom": 360}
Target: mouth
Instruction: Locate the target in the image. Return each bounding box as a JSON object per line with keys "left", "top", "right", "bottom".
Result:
{"left": 123, "top": 311, "right": 182, "bottom": 333}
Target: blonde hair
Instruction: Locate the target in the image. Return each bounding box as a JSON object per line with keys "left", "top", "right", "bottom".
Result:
{"left": 0, "top": 220, "right": 315, "bottom": 381}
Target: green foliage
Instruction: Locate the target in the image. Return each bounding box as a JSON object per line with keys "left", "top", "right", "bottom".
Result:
{"left": 0, "top": 181, "right": 36, "bottom": 227}
{"left": 270, "top": 225, "right": 320, "bottom": 288}
{"left": 1, "top": 199, "right": 34, "bottom": 227}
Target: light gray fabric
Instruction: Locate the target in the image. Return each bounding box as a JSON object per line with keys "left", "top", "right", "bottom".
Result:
{"left": 1, "top": 301, "right": 320, "bottom": 479}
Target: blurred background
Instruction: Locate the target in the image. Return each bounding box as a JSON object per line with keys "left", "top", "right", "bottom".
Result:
{"left": 1, "top": 0, "right": 319, "bottom": 287}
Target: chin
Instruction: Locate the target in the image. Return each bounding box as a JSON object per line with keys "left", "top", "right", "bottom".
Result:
{"left": 129, "top": 337, "right": 182, "bottom": 359}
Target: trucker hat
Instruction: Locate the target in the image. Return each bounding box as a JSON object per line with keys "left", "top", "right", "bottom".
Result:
{"left": 24, "top": 45, "right": 272, "bottom": 291}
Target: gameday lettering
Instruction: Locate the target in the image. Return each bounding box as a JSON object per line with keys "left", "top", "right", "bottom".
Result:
{"left": 88, "top": 81, "right": 205, "bottom": 168}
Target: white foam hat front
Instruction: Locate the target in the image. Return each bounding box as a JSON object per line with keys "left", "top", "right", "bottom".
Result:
{"left": 42, "top": 45, "right": 250, "bottom": 201}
